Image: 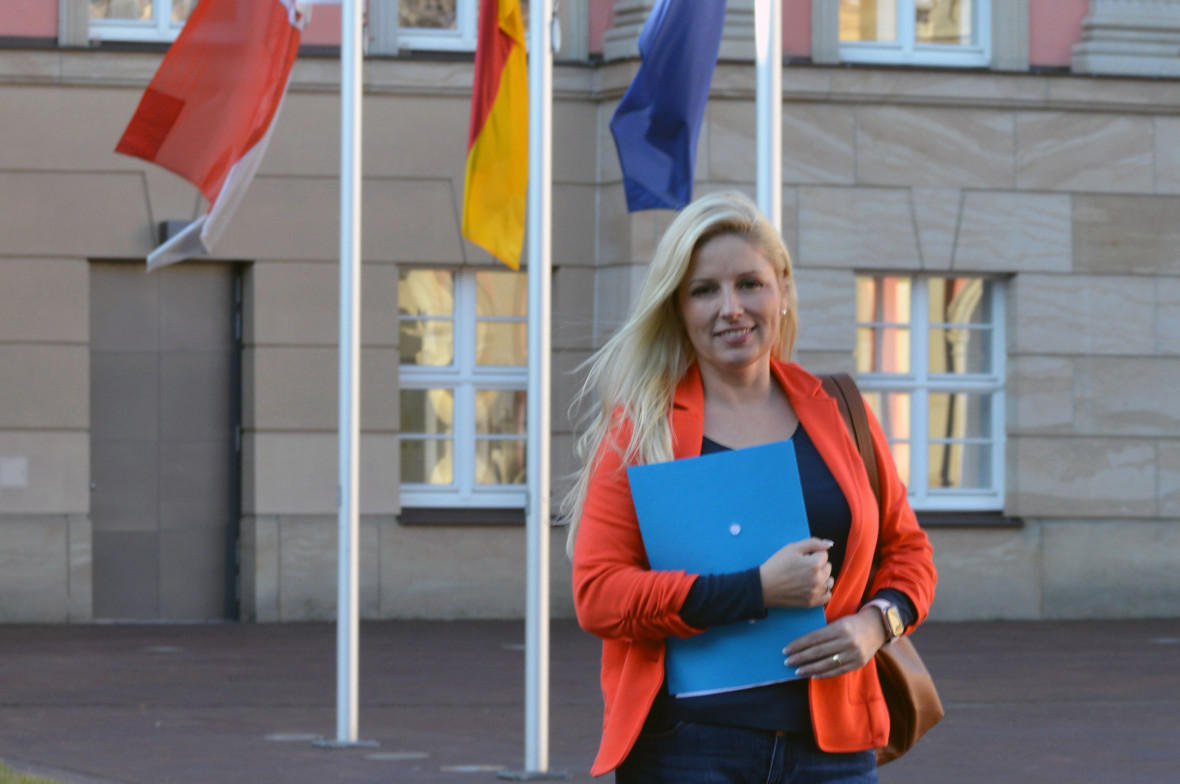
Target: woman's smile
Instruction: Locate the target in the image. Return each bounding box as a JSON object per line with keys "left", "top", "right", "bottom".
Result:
{"left": 677, "top": 233, "right": 790, "bottom": 381}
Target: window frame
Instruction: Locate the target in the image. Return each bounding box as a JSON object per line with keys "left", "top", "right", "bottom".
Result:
{"left": 836, "top": 0, "right": 993, "bottom": 68}
{"left": 85, "top": 0, "right": 480, "bottom": 49}
{"left": 855, "top": 275, "right": 1006, "bottom": 512}
{"left": 398, "top": 267, "right": 528, "bottom": 510}
{"left": 88, "top": 0, "right": 189, "bottom": 42}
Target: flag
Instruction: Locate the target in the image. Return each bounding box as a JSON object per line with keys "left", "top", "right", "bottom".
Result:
{"left": 610, "top": 0, "right": 728, "bottom": 212}
{"left": 462, "top": 0, "right": 529, "bottom": 269}
{"left": 116, "top": 0, "right": 310, "bottom": 269}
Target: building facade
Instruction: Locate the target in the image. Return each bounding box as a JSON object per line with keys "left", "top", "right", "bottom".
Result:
{"left": 1, "top": 0, "right": 1179, "bottom": 623}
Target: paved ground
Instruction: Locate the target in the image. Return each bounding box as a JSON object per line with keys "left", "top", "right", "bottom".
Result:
{"left": 0, "top": 618, "right": 1178, "bottom": 783}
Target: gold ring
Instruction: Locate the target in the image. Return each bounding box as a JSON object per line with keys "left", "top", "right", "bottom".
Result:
{"left": 832, "top": 653, "right": 841, "bottom": 666}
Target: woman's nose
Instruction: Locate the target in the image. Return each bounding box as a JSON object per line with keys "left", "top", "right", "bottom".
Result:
{"left": 719, "top": 286, "right": 743, "bottom": 318}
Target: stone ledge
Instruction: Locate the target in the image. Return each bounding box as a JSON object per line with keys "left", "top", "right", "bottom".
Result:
{"left": 7, "top": 49, "right": 1180, "bottom": 113}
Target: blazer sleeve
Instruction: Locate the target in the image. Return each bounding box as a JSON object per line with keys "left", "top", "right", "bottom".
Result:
{"left": 863, "top": 401, "right": 938, "bottom": 627}
{"left": 571, "top": 421, "right": 704, "bottom": 644}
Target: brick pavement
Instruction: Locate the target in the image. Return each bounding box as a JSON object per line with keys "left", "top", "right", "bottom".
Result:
{"left": 0, "top": 619, "right": 1177, "bottom": 784}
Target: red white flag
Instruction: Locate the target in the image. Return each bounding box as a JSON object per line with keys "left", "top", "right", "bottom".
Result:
{"left": 116, "top": 0, "right": 316, "bottom": 269}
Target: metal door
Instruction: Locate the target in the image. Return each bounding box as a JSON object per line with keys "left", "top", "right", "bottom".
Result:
{"left": 89, "top": 261, "right": 240, "bottom": 620}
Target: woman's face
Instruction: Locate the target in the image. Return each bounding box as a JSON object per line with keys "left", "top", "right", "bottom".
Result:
{"left": 676, "top": 233, "right": 790, "bottom": 382}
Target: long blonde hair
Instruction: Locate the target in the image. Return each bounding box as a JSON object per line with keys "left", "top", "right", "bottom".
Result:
{"left": 562, "top": 191, "right": 798, "bottom": 556}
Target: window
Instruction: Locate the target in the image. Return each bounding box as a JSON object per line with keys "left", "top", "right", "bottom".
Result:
{"left": 398, "top": 268, "right": 528, "bottom": 509}
{"left": 89, "top": 0, "right": 197, "bottom": 42}
{"left": 839, "top": 0, "right": 991, "bottom": 67}
{"left": 397, "top": 0, "right": 478, "bottom": 52}
{"left": 87, "top": 0, "right": 518, "bottom": 52}
{"left": 855, "top": 275, "right": 1005, "bottom": 511}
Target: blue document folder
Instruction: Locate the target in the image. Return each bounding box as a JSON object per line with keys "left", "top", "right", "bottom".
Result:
{"left": 627, "top": 439, "right": 827, "bottom": 697}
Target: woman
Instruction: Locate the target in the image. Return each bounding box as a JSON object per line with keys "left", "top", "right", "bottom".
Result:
{"left": 564, "top": 191, "right": 936, "bottom": 783}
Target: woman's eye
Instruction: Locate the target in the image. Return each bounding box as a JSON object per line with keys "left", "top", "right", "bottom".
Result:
{"left": 690, "top": 285, "right": 714, "bottom": 297}
{"left": 739, "top": 279, "right": 763, "bottom": 289}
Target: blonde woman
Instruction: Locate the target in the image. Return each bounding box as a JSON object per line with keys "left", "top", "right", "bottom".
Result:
{"left": 565, "top": 191, "right": 936, "bottom": 783}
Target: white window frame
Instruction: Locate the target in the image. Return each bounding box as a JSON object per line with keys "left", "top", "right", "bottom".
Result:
{"left": 89, "top": 0, "right": 188, "bottom": 42}
{"left": 397, "top": 0, "right": 479, "bottom": 52}
{"left": 855, "top": 275, "right": 1006, "bottom": 512}
{"left": 399, "top": 268, "right": 527, "bottom": 510}
{"left": 838, "top": 0, "right": 992, "bottom": 68}
{"left": 86, "top": 0, "right": 480, "bottom": 49}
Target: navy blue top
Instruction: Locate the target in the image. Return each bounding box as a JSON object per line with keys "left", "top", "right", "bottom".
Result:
{"left": 643, "top": 424, "right": 916, "bottom": 735}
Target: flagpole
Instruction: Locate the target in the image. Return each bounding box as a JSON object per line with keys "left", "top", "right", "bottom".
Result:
{"left": 524, "top": 0, "right": 553, "bottom": 772}
{"left": 500, "top": 0, "right": 560, "bottom": 779}
{"left": 755, "top": 0, "right": 783, "bottom": 233}
{"left": 316, "top": 0, "right": 372, "bottom": 750}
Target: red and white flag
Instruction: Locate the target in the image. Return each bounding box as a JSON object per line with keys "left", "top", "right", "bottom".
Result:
{"left": 116, "top": 0, "right": 322, "bottom": 269}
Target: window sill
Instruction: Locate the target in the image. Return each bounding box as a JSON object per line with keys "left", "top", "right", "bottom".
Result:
{"left": 916, "top": 511, "right": 1022, "bottom": 528}
{"left": 398, "top": 507, "right": 525, "bottom": 526}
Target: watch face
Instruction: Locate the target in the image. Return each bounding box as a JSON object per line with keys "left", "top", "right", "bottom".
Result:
{"left": 884, "top": 605, "right": 904, "bottom": 638}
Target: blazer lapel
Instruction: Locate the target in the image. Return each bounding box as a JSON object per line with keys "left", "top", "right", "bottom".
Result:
{"left": 669, "top": 364, "right": 705, "bottom": 460}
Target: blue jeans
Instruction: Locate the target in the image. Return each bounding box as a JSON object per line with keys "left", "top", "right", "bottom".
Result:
{"left": 616, "top": 722, "right": 878, "bottom": 784}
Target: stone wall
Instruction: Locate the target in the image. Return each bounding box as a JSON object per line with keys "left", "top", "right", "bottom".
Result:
{"left": 1, "top": 49, "right": 1178, "bottom": 621}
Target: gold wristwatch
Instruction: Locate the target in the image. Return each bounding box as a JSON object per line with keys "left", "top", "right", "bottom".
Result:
{"left": 865, "top": 598, "right": 904, "bottom": 641}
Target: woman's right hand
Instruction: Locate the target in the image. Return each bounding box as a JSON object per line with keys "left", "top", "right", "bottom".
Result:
{"left": 758, "top": 538, "right": 834, "bottom": 609}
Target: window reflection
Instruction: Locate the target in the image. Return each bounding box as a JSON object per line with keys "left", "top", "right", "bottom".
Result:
{"left": 91, "top": 0, "right": 152, "bottom": 20}
{"left": 476, "top": 440, "right": 526, "bottom": 485}
{"left": 171, "top": 0, "right": 196, "bottom": 22}
{"left": 915, "top": 0, "right": 974, "bottom": 46}
{"left": 476, "top": 271, "right": 528, "bottom": 317}
{"left": 840, "top": 0, "right": 898, "bottom": 42}
{"left": 400, "top": 389, "right": 453, "bottom": 435}
{"left": 857, "top": 327, "right": 911, "bottom": 374}
{"left": 401, "top": 438, "right": 454, "bottom": 485}
{"left": 400, "top": 0, "right": 457, "bottom": 29}
{"left": 929, "top": 442, "right": 990, "bottom": 489}
{"left": 475, "top": 390, "right": 526, "bottom": 435}
{"left": 928, "top": 278, "right": 991, "bottom": 374}
{"left": 928, "top": 393, "right": 990, "bottom": 440}
{"left": 864, "top": 391, "right": 912, "bottom": 441}
{"left": 857, "top": 276, "right": 911, "bottom": 323}
{"left": 399, "top": 270, "right": 455, "bottom": 366}
{"left": 90, "top": 0, "right": 196, "bottom": 22}
{"left": 477, "top": 323, "right": 527, "bottom": 366}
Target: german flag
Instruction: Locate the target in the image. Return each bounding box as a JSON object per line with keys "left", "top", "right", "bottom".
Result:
{"left": 462, "top": 0, "right": 528, "bottom": 269}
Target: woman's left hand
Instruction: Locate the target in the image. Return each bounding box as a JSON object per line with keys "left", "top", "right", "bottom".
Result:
{"left": 782, "top": 607, "right": 888, "bottom": 679}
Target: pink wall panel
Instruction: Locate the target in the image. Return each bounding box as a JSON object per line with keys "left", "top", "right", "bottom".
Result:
{"left": 301, "top": 1, "right": 341, "bottom": 46}
{"left": 589, "top": 0, "right": 613, "bottom": 54}
{"left": 0, "top": 0, "right": 57, "bottom": 38}
{"left": 1029, "top": 0, "right": 1088, "bottom": 67}
{"left": 784, "top": 0, "right": 810, "bottom": 59}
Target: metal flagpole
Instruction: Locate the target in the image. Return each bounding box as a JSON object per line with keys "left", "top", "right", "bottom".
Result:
{"left": 755, "top": 0, "right": 783, "bottom": 233}
{"left": 500, "top": 0, "right": 563, "bottom": 779}
{"left": 315, "top": 0, "right": 374, "bottom": 750}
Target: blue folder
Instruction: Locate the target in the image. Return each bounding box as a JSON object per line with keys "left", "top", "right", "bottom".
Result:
{"left": 627, "top": 439, "right": 827, "bottom": 697}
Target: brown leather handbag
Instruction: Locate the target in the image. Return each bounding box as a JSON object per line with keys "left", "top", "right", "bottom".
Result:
{"left": 820, "top": 373, "right": 944, "bottom": 766}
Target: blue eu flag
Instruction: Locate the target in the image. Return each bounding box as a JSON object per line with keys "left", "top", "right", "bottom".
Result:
{"left": 610, "top": 0, "right": 728, "bottom": 212}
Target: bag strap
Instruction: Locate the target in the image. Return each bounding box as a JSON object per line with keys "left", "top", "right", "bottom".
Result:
{"left": 819, "top": 373, "right": 881, "bottom": 509}
{"left": 819, "top": 373, "right": 887, "bottom": 605}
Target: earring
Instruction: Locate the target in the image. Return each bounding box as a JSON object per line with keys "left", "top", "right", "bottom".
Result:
{"left": 780, "top": 308, "right": 787, "bottom": 315}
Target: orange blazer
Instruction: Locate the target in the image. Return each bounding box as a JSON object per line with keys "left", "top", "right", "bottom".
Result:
{"left": 571, "top": 359, "right": 937, "bottom": 776}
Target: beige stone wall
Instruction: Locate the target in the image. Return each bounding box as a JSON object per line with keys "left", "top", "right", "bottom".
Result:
{"left": 2, "top": 50, "right": 1179, "bottom": 621}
